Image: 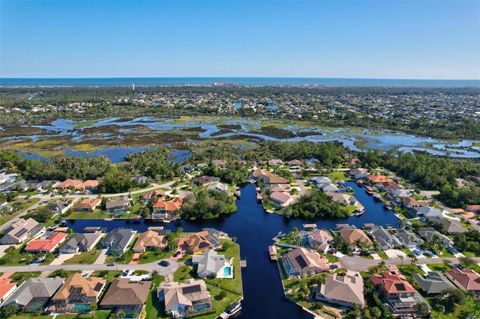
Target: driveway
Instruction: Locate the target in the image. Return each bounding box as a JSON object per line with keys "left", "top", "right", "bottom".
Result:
{"left": 50, "top": 253, "right": 78, "bottom": 265}
{"left": 94, "top": 249, "right": 109, "bottom": 265}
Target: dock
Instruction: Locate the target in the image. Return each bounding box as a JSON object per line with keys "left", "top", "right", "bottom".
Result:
{"left": 268, "top": 245, "right": 277, "bottom": 260}
{"left": 240, "top": 260, "right": 247, "bottom": 267}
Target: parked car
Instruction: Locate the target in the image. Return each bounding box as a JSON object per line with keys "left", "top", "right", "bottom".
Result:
{"left": 159, "top": 260, "right": 170, "bottom": 267}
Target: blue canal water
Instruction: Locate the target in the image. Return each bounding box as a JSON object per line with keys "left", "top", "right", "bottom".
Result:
{"left": 66, "top": 181, "right": 398, "bottom": 319}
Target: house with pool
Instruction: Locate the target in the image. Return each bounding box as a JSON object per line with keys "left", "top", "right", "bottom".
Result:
{"left": 192, "top": 249, "right": 234, "bottom": 279}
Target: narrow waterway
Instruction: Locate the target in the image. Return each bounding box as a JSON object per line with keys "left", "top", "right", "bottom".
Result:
{"left": 67, "top": 182, "right": 398, "bottom": 319}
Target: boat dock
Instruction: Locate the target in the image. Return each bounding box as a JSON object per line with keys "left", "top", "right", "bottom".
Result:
{"left": 268, "top": 245, "right": 277, "bottom": 260}
{"left": 240, "top": 259, "right": 247, "bottom": 267}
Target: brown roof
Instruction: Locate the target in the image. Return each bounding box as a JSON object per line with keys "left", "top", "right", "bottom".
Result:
{"left": 52, "top": 273, "right": 105, "bottom": 302}
{"left": 177, "top": 232, "right": 212, "bottom": 254}
{"left": 100, "top": 278, "right": 151, "bottom": 307}
{"left": 340, "top": 229, "right": 373, "bottom": 246}
{"left": 319, "top": 271, "right": 365, "bottom": 306}
{"left": 132, "top": 230, "right": 168, "bottom": 252}
{"left": 74, "top": 198, "right": 101, "bottom": 211}
{"left": 446, "top": 268, "right": 480, "bottom": 291}
{"left": 152, "top": 198, "right": 183, "bottom": 211}
{"left": 57, "top": 179, "right": 84, "bottom": 189}
{"left": 286, "top": 247, "right": 331, "bottom": 273}
{"left": 368, "top": 175, "right": 390, "bottom": 184}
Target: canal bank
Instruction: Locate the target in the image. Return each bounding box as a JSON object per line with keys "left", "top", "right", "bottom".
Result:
{"left": 67, "top": 182, "right": 398, "bottom": 319}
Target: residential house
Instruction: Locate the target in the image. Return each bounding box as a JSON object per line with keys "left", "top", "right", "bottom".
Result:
{"left": 132, "top": 230, "right": 168, "bottom": 253}
{"left": 194, "top": 175, "right": 220, "bottom": 186}
{"left": 59, "top": 232, "right": 103, "bottom": 254}
{"left": 367, "top": 175, "right": 391, "bottom": 184}
{"left": 316, "top": 271, "right": 365, "bottom": 308}
{"left": 317, "top": 182, "right": 339, "bottom": 193}
{"left": 46, "top": 200, "right": 72, "bottom": 215}
{"left": 375, "top": 181, "right": 402, "bottom": 192}
{"left": 348, "top": 168, "right": 368, "bottom": 180}
{"left": 50, "top": 273, "right": 106, "bottom": 313}
{"left": 466, "top": 205, "right": 480, "bottom": 213}
{"left": 270, "top": 191, "right": 295, "bottom": 207}
{"left": 207, "top": 182, "right": 231, "bottom": 195}
{"left": 25, "top": 232, "right": 67, "bottom": 253}
{"left": 417, "top": 227, "right": 453, "bottom": 247}
{"left": 192, "top": 249, "right": 233, "bottom": 279}
{"left": 309, "top": 176, "right": 332, "bottom": 185}
{"left": 177, "top": 232, "right": 212, "bottom": 255}
{"left": 326, "top": 192, "right": 364, "bottom": 211}
{"left": 413, "top": 206, "right": 443, "bottom": 220}
{"left": 268, "top": 159, "right": 284, "bottom": 166}
{"left": 413, "top": 272, "right": 455, "bottom": 295}
{"left": 100, "top": 278, "right": 151, "bottom": 317}
{"left": 0, "top": 218, "right": 45, "bottom": 245}
{"left": 371, "top": 266, "right": 420, "bottom": 316}
{"left": 101, "top": 229, "right": 136, "bottom": 255}
{"left": 436, "top": 219, "right": 468, "bottom": 234}
{"left": 393, "top": 229, "right": 424, "bottom": 249}
{"left": 281, "top": 247, "right": 331, "bottom": 278}
{"left": 82, "top": 180, "right": 99, "bottom": 191}
{"left": 211, "top": 159, "right": 227, "bottom": 168}
{"left": 445, "top": 268, "right": 480, "bottom": 299}
{"left": 151, "top": 198, "right": 183, "bottom": 221}
{"left": 157, "top": 279, "right": 213, "bottom": 318}
{"left": 56, "top": 179, "right": 84, "bottom": 191}
{"left": 105, "top": 197, "right": 130, "bottom": 216}
{"left": 74, "top": 198, "right": 101, "bottom": 212}
{"left": 252, "top": 170, "right": 289, "bottom": 189}
{"left": 368, "top": 226, "right": 402, "bottom": 250}
{"left": 0, "top": 274, "right": 17, "bottom": 304}
{"left": 2, "top": 277, "right": 64, "bottom": 312}
{"left": 308, "top": 229, "right": 334, "bottom": 253}
{"left": 141, "top": 189, "right": 166, "bottom": 204}
{"left": 401, "top": 197, "right": 429, "bottom": 210}
{"left": 339, "top": 229, "right": 373, "bottom": 247}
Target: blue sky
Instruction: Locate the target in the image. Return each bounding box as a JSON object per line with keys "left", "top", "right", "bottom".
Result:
{"left": 1, "top": 0, "right": 479, "bottom": 79}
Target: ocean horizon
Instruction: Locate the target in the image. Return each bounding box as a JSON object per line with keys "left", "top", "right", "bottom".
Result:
{"left": 1, "top": 77, "right": 480, "bottom": 88}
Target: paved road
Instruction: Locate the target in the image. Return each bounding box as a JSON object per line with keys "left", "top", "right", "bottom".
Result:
{"left": 0, "top": 198, "right": 48, "bottom": 232}
{"left": 340, "top": 255, "right": 480, "bottom": 272}
{"left": 0, "top": 257, "right": 180, "bottom": 275}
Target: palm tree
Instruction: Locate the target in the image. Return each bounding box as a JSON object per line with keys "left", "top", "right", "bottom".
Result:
{"left": 88, "top": 303, "right": 98, "bottom": 319}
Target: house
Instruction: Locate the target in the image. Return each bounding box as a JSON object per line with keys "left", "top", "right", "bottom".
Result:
{"left": 310, "top": 176, "right": 332, "bottom": 185}
{"left": 101, "top": 229, "right": 136, "bottom": 255}
{"left": 466, "top": 205, "right": 480, "bottom": 213}
{"left": 59, "top": 232, "right": 103, "bottom": 254}
{"left": 0, "top": 274, "right": 17, "bottom": 303}
{"left": 25, "top": 232, "right": 67, "bottom": 253}
{"left": 339, "top": 229, "right": 373, "bottom": 247}
{"left": 268, "top": 159, "right": 283, "bottom": 166}
{"left": 132, "top": 230, "right": 168, "bottom": 253}
{"left": 413, "top": 272, "right": 455, "bottom": 295}
{"left": 417, "top": 227, "right": 453, "bottom": 247}
{"left": 157, "top": 279, "right": 213, "bottom": 318}
{"left": 368, "top": 226, "right": 402, "bottom": 250}
{"left": 100, "top": 278, "right": 151, "bottom": 317}
{"left": 367, "top": 175, "right": 391, "bottom": 184}
{"left": 50, "top": 273, "right": 106, "bottom": 313}
{"left": 56, "top": 179, "right": 84, "bottom": 190}
{"left": 308, "top": 229, "right": 333, "bottom": 253}
{"left": 401, "top": 197, "right": 429, "bottom": 210}
{"left": 192, "top": 249, "right": 233, "bottom": 279}
{"left": 211, "top": 159, "right": 227, "bottom": 168}
{"left": 46, "top": 200, "right": 72, "bottom": 215}
{"left": 348, "top": 168, "right": 368, "bottom": 180}
{"left": 151, "top": 198, "right": 183, "bottom": 221}
{"left": 194, "top": 175, "right": 220, "bottom": 186}
{"left": 0, "top": 218, "right": 45, "bottom": 245}
{"left": 317, "top": 182, "right": 339, "bottom": 193}
{"left": 131, "top": 176, "right": 148, "bottom": 185}
{"left": 252, "top": 170, "right": 289, "bottom": 188}
{"left": 141, "top": 189, "right": 166, "bottom": 204}
{"left": 376, "top": 181, "right": 402, "bottom": 191}
{"left": 177, "top": 232, "right": 212, "bottom": 255}
{"left": 105, "top": 197, "right": 130, "bottom": 215}
{"left": 445, "top": 268, "right": 480, "bottom": 299}
{"left": 393, "top": 229, "right": 424, "bottom": 249}
{"left": 371, "top": 266, "right": 419, "bottom": 315}
{"left": 326, "top": 192, "right": 364, "bottom": 211}
{"left": 82, "top": 180, "right": 99, "bottom": 191}
{"left": 281, "top": 247, "right": 331, "bottom": 278}
{"left": 270, "top": 191, "right": 295, "bottom": 207}
{"left": 387, "top": 189, "right": 413, "bottom": 203}
{"left": 436, "top": 219, "right": 467, "bottom": 234}
{"left": 207, "top": 182, "right": 231, "bottom": 195}
{"left": 2, "top": 277, "right": 64, "bottom": 312}
{"left": 74, "top": 198, "right": 101, "bottom": 212}
{"left": 413, "top": 206, "right": 443, "bottom": 220}
{"left": 315, "top": 271, "right": 365, "bottom": 308}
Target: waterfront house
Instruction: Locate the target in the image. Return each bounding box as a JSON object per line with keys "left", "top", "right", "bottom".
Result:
{"left": 367, "top": 175, "right": 391, "bottom": 184}
{"left": 371, "top": 266, "right": 419, "bottom": 316}
{"left": 177, "top": 232, "right": 212, "bottom": 255}
{"left": 74, "top": 198, "right": 101, "bottom": 212}
{"left": 466, "top": 204, "right": 480, "bottom": 213}
{"left": 2, "top": 277, "right": 64, "bottom": 312}
{"left": 157, "top": 279, "right": 213, "bottom": 318}
{"left": 309, "top": 176, "right": 332, "bottom": 185}
{"left": 132, "top": 230, "right": 168, "bottom": 253}
{"left": 445, "top": 268, "right": 480, "bottom": 299}
{"left": 270, "top": 191, "right": 295, "bottom": 207}
{"left": 412, "top": 206, "right": 443, "bottom": 220}
{"left": 436, "top": 219, "right": 467, "bottom": 234}
{"left": 368, "top": 226, "right": 402, "bottom": 250}
{"left": 207, "top": 182, "right": 231, "bottom": 195}
{"left": 46, "top": 200, "right": 72, "bottom": 215}
{"left": 339, "top": 228, "right": 373, "bottom": 247}
{"left": 348, "top": 168, "right": 368, "bottom": 180}
{"left": 151, "top": 197, "right": 183, "bottom": 221}
{"left": 281, "top": 247, "right": 331, "bottom": 278}
{"left": 308, "top": 229, "right": 334, "bottom": 253}
{"left": 56, "top": 179, "right": 84, "bottom": 191}
{"left": 0, "top": 218, "right": 45, "bottom": 245}
{"left": 252, "top": 170, "right": 289, "bottom": 188}
{"left": 59, "top": 232, "right": 103, "bottom": 254}
{"left": 317, "top": 182, "right": 339, "bottom": 193}
{"left": 0, "top": 274, "right": 17, "bottom": 304}
{"left": 100, "top": 278, "right": 151, "bottom": 317}
{"left": 393, "top": 229, "right": 424, "bottom": 249}
{"left": 141, "top": 189, "right": 166, "bottom": 204}
{"left": 25, "top": 231, "right": 67, "bottom": 253}
{"left": 401, "top": 197, "right": 429, "bottom": 210}
{"left": 375, "top": 181, "right": 402, "bottom": 192}
{"left": 105, "top": 197, "right": 130, "bottom": 216}
{"left": 101, "top": 229, "right": 136, "bottom": 255}
{"left": 413, "top": 272, "right": 455, "bottom": 295}
{"left": 192, "top": 249, "right": 233, "bottom": 279}
{"left": 315, "top": 271, "right": 365, "bottom": 308}
{"left": 50, "top": 273, "right": 105, "bottom": 313}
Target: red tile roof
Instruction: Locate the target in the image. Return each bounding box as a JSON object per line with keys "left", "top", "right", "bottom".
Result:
{"left": 25, "top": 232, "right": 67, "bottom": 252}
{"left": 371, "top": 267, "right": 416, "bottom": 295}
{"left": 152, "top": 198, "right": 183, "bottom": 211}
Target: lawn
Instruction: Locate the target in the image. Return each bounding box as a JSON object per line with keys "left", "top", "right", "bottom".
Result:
{"left": 327, "top": 171, "right": 348, "bottom": 182}
{"left": 205, "top": 240, "right": 243, "bottom": 295}
{"left": 428, "top": 263, "right": 453, "bottom": 273}
{"left": 105, "top": 251, "right": 134, "bottom": 264}
{"left": 55, "top": 311, "right": 111, "bottom": 319}
{"left": 139, "top": 249, "right": 171, "bottom": 264}
{"left": 0, "top": 246, "right": 36, "bottom": 265}
{"left": 0, "top": 198, "right": 41, "bottom": 226}
{"left": 397, "top": 264, "right": 423, "bottom": 282}
{"left": 65, "top": 209, "right": 109, "bottom": 219}
{"left": 91, "top": 270, "right": 122, "bottom": 282}
{"left": 430, "top": 296, "right": 480, "bottom": 319}
{"left": 63, "top": 249, "right": 101, "bottom": 265}
{"left": 145, "top": 275, "right": 169, "bottom": 319}
{"left": 9, "top": 271, "right": 41, "bottom": 283}
{"left": 173, "top": 265, "right": 194, "bottom": 282}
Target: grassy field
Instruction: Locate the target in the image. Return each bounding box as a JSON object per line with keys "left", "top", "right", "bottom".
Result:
{"left": 65, "top": 209, "right": 109, "bottom": 219}
{"left": 139, "top": 249, "right": 171, "bottom": 264}
{"left": 206, "top": 240, "right": 243, "bottom": 295}
{"left": 9, "top": 271, "right": 41, "bottom": 283}
{"left": 327, "top": 170, "right": 348, "bottom": 181}
{"left": 63, "top": 248, "right": 101, "bottom": 265}
{"left": 0, "top": 246, "right": 36, "bottom": 265}
{"left": 91, "top": 270, "right": 122, "bottom": 282}
{"left": 0, "top": 198, "right": 41, "bottom": 226}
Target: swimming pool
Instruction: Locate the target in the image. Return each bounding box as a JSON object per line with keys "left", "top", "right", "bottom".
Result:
{"left": 223, "top": 266, "right": 233, "bottom": 278}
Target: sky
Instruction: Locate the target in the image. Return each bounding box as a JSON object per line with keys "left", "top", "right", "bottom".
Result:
{"left": 1, "top": 0, "right": 479, "bottom": 79}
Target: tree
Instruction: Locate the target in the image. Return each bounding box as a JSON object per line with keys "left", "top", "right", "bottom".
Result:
{"left": 89, "top": 303, "right": 98, "bottom": 318}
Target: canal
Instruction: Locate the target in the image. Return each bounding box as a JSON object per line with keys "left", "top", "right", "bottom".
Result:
{"left": 67, "top": 181, "right": 398, "bottom": 319}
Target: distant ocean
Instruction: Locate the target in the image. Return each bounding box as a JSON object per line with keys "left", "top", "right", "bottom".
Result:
{"left": 1, "top": 77, "right": 480, "bottom": 88}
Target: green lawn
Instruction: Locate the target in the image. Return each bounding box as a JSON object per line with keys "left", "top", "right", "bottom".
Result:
{"left": 10, "top": 271, "right": 41, "bottom": 283}
{"left": 66, "top": 209, "right": 109, "bottom": 219}
{"left": 205, "top": 240, "right": 243, "bottom": 295}
{"left": 173, "top": 265, "right": 194, "bottom": 282}
{"left": 105, "top": 251, "right": 134, "bottom": 264}
{"left": 145, "top": 275, "right": 169, "bottom": 319}
{"left": 327, "top": 170, "right": 348, "bottom": 182}
{"left": 55, "top": 311, "right": 111, "bottom": 319}
{"left": 63, "top": 249, "right": 101, "bottom": 265}
{"left": 91, "top": 270, "right": 122, "bottom": 282}
{"left": 139, "top": 249, "right": 171, "bottom": 264}
{"left": 428, "top": 263, "right": 453, "bottom": 273}
{"left": 398, "top": 264, "right": 423, "bottom": 282}
{"left": 0, "top": 246, "right": 36, "bottom": 265}
{"left": 0, "top": 198, "right": 41, "bottom": 225}
{"left": 430, "top": 296, "right": 480, "bottom": 319}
